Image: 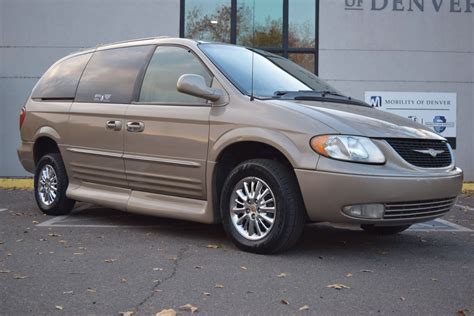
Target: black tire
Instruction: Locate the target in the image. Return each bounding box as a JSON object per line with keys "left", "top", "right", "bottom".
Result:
{"left": 220, "top": 159, "right": 305, "bottom": 254}
{"left": 34, "top": 153, "right": 75, "bottom": 215}
{"left": 360, "top": 224, "right": 411, "bottom": 235}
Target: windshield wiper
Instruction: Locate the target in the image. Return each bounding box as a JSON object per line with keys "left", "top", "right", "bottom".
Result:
{"left": 273, "top": 90, "right": 348, "bottom": 98}
{"left": 318, "top": 90, "right": 348, "bottom": 98}
{"left": 273, "top": 90, "right": 313, "bottom": 96}
{"left": 271, "top": 90, "right": 369, "bottom": 107}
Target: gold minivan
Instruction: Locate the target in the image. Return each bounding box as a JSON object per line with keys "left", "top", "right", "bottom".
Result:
{"left": 18, "top": 37, "right": 463, "bottom": 253}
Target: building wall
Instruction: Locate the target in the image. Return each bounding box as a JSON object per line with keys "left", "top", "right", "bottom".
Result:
{"left": 319, "top": 0, "right": 473, "bottom": 180}
{"left": 1, "top": 0, "right": 473, "bottom": 180}
{"left": 0, "top": 0, "right": 180, "bottom": 176}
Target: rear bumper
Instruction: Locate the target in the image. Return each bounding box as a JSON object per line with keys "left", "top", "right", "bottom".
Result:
{"left": 295, "top": 167, "right": 463, "bottom": 225}
{"left": 17, "top": 142, "right": 35, "bottom": 173}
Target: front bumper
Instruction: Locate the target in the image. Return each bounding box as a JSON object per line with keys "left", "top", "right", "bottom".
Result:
{"left": 295, "top": 167, "right": 463, "bottom": 225}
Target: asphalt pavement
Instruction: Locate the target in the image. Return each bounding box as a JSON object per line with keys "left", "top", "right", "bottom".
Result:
{"left": 0, "top": 189, "right": 473, "bottom": 315}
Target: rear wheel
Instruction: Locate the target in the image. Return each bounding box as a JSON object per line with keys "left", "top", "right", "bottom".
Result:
{"left": 34, "top": 153, "right": 75, "bottom": 215}
{"left": 220, "top": 159, "right": 305, "bottom": 254}
{"left": 360, "top": 224, "right": 411, "bottom": 235}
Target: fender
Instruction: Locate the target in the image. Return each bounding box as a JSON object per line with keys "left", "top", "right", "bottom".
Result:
{"left": 210, "top": 127, "right": 318, "bottom": 170}
{"left": 33, "top": 126, "right": 62, "bottom": 144}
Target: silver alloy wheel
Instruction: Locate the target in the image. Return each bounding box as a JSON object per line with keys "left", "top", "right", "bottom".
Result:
{"left": 38, "top": 164, "right": 58, "bottom": 206}
{"left": 229, "top": 177, "right": 277, "bottom": 241}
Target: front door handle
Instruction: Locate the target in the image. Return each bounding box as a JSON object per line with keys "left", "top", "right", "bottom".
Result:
{"left": 126, "top": 121, "right": 145, "bottom": 133}
{"left": 106, "top": 120, "right": 122, "bottom": 131}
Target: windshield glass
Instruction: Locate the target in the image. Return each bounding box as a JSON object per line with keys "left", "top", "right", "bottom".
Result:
{"left": 199, "top": 43, "right": 341, "bottom": 98}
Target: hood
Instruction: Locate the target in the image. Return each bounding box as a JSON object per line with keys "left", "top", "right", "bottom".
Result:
{"left": 268, "top": 99, "right": 445, "bottom": 140}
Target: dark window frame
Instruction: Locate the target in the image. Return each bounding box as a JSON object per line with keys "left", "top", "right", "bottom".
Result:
{"left": 179, "top": 0, "right": 319, "bottom": 75}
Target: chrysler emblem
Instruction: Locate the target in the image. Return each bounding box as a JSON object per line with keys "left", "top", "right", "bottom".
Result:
{"left": 413, "top": 148, "right": 445, "bottom": 157}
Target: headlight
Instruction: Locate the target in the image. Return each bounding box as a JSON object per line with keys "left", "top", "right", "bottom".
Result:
{"left": 310, "top": 135, "right": 386, "bottom": 164}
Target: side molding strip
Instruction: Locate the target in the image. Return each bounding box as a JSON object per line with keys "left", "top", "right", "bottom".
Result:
{"left": 123, "top": 154, "right": 201, "bottom": 168}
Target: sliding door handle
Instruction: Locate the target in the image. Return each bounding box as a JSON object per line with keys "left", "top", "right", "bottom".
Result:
{"left": 106, "top": 120, "right": 122, "bottom": 131}
{"left": 126, "top": 121, "right": 145, "bottom": 133}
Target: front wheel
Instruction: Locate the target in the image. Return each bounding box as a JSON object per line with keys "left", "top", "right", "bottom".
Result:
{"left": 34, "top": 153, "right": 75, "bottom": 215}
{"left": 360, "top": 224, "right": 411, "bottom": 235}
{"left": 220, "top": 159, "right": 305, "bottom": 254}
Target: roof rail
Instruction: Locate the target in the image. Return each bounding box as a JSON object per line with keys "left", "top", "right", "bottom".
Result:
{"left": 96, "top": 36, "right": 170, "bottom": 48}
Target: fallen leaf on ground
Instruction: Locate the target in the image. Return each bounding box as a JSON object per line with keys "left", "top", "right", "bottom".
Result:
{"left": 215, "top": 284, "right": 224, "bottom": 288}
{"left": 119, "top": 312, "right": 133, "bottom": 316}
{"left": 0, "top": 269, "right": 11, "bottom": 273}
{"left": 299, "top": 305, "right": 310, "bottom": 311}
{"left": 63, "top": 291, "right": 73, "bottom": 295}
{"left": 202, "top": 292, "right": 211, "bottom": 296}
{"left": 156, "top": 309, "right": 177, "bottom": 316}
{"left": 281, "top": 299, "right": 289, "bottom": 305}
{"left": 277, "top": 273, "right": 287, "bottom": 278}
{"left": 206, "top": 244, "right": 220, "bottom": 249}
{"left": 55, "top": 305, "right": 63, "bottom": 311}
{"left": 346, "top": 273, "right": 353, "bottom": 277}
{"left": 179, "top": 304, "right": 198, "bottom": 313}
{"left": 104, "top": 259, "right": 117, "bottom": 263}
{"left": 327, "top": 283, "right": 350, "bottom": 290}
{"left": 14, "top": 275, "right": 28, "bottom": 279}
{"left": 456, "top": 310, "right": 467, "bottom": 316}
{"left": 240, "top": 266, "right": 248, "bottom": 270}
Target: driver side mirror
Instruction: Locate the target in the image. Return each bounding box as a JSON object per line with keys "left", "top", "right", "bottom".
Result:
{"left": 177, "top": 74, "right": 223, "bottom": 102}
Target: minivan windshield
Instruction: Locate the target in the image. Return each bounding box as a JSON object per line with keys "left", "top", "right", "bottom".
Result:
{"left": 199, "top": 43, "right": 341, "bottom": 99}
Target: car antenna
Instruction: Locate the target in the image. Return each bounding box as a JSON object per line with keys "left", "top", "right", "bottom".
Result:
{"left": 250, "top": 0, "right": 256, "bottom": 101}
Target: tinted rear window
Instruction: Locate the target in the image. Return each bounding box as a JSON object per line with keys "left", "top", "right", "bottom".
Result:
{"left": 75, "top": 45, "right": 154, "bottom": 104}
{"left": 32, "top": 53, "right": 91, "bottom": 100}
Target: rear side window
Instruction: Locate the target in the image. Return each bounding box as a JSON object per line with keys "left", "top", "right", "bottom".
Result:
{"left": 32, "top": 53, "right": 91, "bottom": 100}
{"left": 139, "top": 46, "right": 212, "bottom": 104}
{"left": 75, "top": 45, "right": 154, "bottom": 104}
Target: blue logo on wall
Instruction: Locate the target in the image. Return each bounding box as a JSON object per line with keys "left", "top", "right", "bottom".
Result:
{"left": 433, "top": 116, "right": 447, "bottom": 133}
{"left": 370, "top": 96, "right": 382, "bottom": 107}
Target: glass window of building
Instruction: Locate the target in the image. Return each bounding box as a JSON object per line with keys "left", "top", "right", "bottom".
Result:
{"left": 184, "top": 0, "right": 232, "bottom": 43}
{"left": 181, "top": 0, "right": 319, "bottom": 74}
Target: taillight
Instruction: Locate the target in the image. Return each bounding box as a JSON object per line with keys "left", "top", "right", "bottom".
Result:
{"left": 19, "top": 106, "right": 26, "bottom": 129}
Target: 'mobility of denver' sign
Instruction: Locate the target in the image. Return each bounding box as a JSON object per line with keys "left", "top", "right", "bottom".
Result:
{"left": 345, "top": 0, "right": 474, "bottom": 12}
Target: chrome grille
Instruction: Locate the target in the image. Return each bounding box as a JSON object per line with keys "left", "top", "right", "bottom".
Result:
{"left": 385, "top": 138, "right": 452, "bottom": 168}
{"left": 383, "top": 197, "right": 456, "bottom": 219}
